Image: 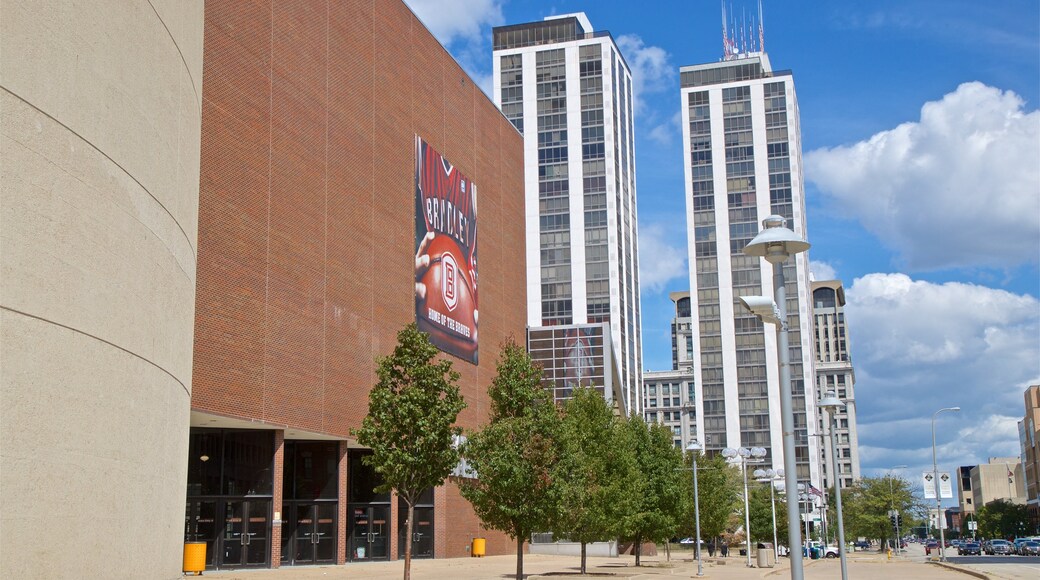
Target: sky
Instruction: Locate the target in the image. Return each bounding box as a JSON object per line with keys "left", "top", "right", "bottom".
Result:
{"left": 403, "top": 0, "right": 1040, "bottom": 499}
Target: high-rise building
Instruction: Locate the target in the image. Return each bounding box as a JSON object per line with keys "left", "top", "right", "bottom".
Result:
{"left": 678, "top": 36, "right": 818, "bottom": 481}
{"left": 1021, "top": 385, "right": 1040, "bottom": 532}
{"left": 493, "top": 13, "right": 643, "bottom": 413}
{"left": 641, "top": 292, "right": 698, "bottom": 448}
{"left": 812, "top": 280, "right": 862, "bottom": 489}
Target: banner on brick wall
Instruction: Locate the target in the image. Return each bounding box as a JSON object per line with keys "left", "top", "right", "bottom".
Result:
{"left": 414, "top": 136, "right": 478, "bottom": 364}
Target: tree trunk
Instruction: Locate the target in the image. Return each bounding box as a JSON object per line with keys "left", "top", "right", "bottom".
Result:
{"left": 634, "top": 534, "right": 642, "bottom": 566}
{"left": 665, "top": 540, "right": 670, "bottom": 561}
{"left": 580, "top": 541, "right": 587, "bottom": 574}
{"left": 404, "top": 501, "right": 414, "bottom": 580}
{"left": 515, "top": 535, "right": 524, "bottom": 580}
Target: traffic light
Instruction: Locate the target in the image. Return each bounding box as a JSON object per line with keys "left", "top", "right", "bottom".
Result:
{"left": 890, "top": 513, "right": 898, "bottom": 528}
{"left": 896, "top": 514, "right": 903, "bottom": 527}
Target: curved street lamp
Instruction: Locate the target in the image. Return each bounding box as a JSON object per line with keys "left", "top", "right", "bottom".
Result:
{"left": 741, "top": 214, "right": 810, "bottom": 580}
{"left": 932, "top": 406, "right": 961, "bottom": 561}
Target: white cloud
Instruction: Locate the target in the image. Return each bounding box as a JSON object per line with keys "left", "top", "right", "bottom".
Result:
{"left": 805, "top": 82, "right": 1040, "bottom": 271}
{"left": 637, "top": 223, "right": 688, "bottom": 294}
{"left": 810, "top": 260, "right": 837, "bottom": 281}
{"left": 404, "top": 0, "right": 504, "bottom": 46}
{"left": 843, "top": 273, "right": 1040, "bottom": 474}
{"left": 647, "top": 110, "right": 682, "bottom": 148}
{"left": 615, "top": 35, "right": 674, "bottom": 112}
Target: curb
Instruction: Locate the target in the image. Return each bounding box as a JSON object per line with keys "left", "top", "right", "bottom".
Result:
{"left": 929, "top": 560, "right": 993, "bottom": 580}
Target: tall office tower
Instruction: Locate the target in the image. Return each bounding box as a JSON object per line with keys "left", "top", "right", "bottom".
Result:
{"left": 812, "top": 280, "right": 862, "bottom": 489}
{"left": 678, "top": 32, "right": 819, "bottom": 482}
{"left": 493, "top": 13, "right": 643, "bottom": 413}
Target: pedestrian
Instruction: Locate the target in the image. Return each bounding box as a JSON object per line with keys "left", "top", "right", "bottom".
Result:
{"left": 707, "top": 540, "right": 715, "bottom": 557}
{"left": 720, "top": 542, "right": 729, "bottom": 557}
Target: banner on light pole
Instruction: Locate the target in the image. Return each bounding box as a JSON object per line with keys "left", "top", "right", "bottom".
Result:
{"left": 922, "top": 472, "right": 954, "bottom": 499}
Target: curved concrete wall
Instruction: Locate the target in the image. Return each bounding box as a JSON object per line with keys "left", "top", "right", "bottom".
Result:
{"left": 1, "top": 1, "right": 203, "bottom": 577}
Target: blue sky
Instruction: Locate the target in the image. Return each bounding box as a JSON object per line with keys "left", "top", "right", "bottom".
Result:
{"left": 405, "top": 0, "right": 1040, "bottom": 495}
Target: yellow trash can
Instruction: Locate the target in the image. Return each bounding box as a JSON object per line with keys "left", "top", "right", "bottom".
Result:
{"left": 472, "top": 537, "right": 486, "bottom": 557}
{"left": 183, "top": 541, "right": 206, "bottom": 575}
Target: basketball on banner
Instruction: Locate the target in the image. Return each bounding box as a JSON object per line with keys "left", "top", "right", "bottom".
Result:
{"left": 414, "top": 136, "right": 479, "bottom": 364}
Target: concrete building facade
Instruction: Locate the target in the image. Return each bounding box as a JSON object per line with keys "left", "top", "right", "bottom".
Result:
{"left": 1022, "top": 385, "right": 1040, "bottom": 532}
{"left": 492, "top": 13, "right": 643, "bottom": 413}
{"left": 970, "top": 457, "right": 1027, "bottom": 509}
{"left": 1, "top": 2, "right": 204, "bottom": 578}
{"left": 678, "top": 49, "right": 819, "bottom": 482}
{"left": 811, "top": 280, "right": 861, "bottom": 489}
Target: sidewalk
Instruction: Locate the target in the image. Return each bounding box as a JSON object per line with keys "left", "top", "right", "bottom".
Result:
{"left": 188, "top": 551, "right": 983, "bottom": 580}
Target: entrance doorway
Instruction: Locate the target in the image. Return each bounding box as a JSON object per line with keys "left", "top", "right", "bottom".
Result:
{"left": 398, "top": 505, "right": 434, "bottom": 559}
{"left": 221, "top": 500, "right": 271, "bottom": 567}
{"left": 348, "top": 505, "right": 389, "bottom": 561}
{"left": 281, "top": 502, "right": 337, "bottom": 565}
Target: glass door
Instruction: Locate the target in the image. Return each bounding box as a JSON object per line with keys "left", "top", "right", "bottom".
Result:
{"left": 349, "top": 506, "right": 389, "bottom": 561}
{"left": 284, "top": 503, "right": 337, "bottom": 565}
{"left": 184, "top": 500, "right": 218, "bottom": 568}
{"left": 399, "top": 506, "right": 434, "bottom": 559}
{"left": 221, "top": 500, "right": 270, "bottom": 568}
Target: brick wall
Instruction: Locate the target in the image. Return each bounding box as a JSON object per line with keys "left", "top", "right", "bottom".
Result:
{"left": 194, "top": 0, "right": 525, "bottom": 560}
{"left": 194, "top": 0, "right": 525, "bottom": 437}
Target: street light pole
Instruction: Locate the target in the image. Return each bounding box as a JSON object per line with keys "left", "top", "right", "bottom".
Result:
{"left": 755, "top": 468, "right": 783, "bottom": 561}
{"left": 724, "top": 447, "right": 766, "bottom": 567}
{"left": 687, "top": 439, "right": 704, "bottom": 577}
{"left": 818, "top": 391, "right": 848, "bottom": 580}
{"left": 742, "top": 215, "right": 810, "bottom": 580}
{"left": 932, "top": 406, "right": 961, "bottom": 562}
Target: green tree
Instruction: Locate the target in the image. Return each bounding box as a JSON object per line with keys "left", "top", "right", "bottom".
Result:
{"left": 458, "top": 340, "right": 561, "bottom": 580}
{"left": 554, "top": 387, "right": 640, "bottom": 574}
{"left": 836, "top": 476, "right": 919, "bottom": 547}
{"left": 352, "top": 324, "right": 466, "bottom": 580}
{"left": 977, "top": 499, "right": 1030, "bottom": 539}
{"left": 748, "top": 481, "right": 786, "bottom": 544}
{"left": 620, "top": 415, "right": 686, "bottom": 566}
{"left": 683, "top": 453, "right": 740, "bottom": 549}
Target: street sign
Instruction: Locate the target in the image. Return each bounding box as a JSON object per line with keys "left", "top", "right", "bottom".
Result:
{"left": 922, "top": 471, "right": 953, "bottom": 499}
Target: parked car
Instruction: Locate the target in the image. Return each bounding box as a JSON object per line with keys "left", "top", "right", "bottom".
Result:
{"left": 853, "top": 540, "right": 871, "bottom": 550}
{"left": 958, "top": 541, "right": 981, "bottom": 555}
{"left": 985, "top": 539, "right": 1014, "bottom": 555}
{"left": 1018, "top": 540, "right": 1040, "bottom": 556}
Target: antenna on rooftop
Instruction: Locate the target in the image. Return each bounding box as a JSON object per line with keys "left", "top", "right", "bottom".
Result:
{"left": 758, "top": 0, "right": 765, "bottom": 53}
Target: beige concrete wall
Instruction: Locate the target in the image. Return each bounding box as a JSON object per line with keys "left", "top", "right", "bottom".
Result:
{"left": 1, "top": 1, "right": 203, "bottom": 577}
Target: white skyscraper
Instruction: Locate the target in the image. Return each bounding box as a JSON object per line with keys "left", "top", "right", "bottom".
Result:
{"left": 812, "top": 280, "right": 862, "bottom": 489}
{"left": 493, "top": 13, "right": 643, "bottom": 413}
{"left": 679, "top": 39, "right": 819, "bottom": 481}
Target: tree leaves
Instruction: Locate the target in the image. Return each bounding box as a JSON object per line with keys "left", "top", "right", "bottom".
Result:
{"left": 351, "top": 323, "right": 466, "bottom": 580}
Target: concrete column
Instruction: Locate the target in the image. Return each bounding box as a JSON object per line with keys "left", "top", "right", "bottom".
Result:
{"left": 0, "top": 1, "right": 203, "bottom": 578}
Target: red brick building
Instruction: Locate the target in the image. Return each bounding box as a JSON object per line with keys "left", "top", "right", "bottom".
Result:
{"left": 188, "top": 0, "right": 526, "bottom": 570}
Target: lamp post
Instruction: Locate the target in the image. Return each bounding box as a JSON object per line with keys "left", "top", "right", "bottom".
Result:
{"left": 724, "top": 446, "right": 767, "bottom": 567}
{"left": 754, "top": 468, "right": 783, "bottom": 560}
{"left": 818, "top": 391, "right": 848, "bottom": 580}
{"left": 741, "top": 214, "right": 810, "bottom": 580}
{"left": 687, "top": 439, "right": 704, "bottom": 577}
{"left": 932, "top": 406, "right": 961, "bottom": 562}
